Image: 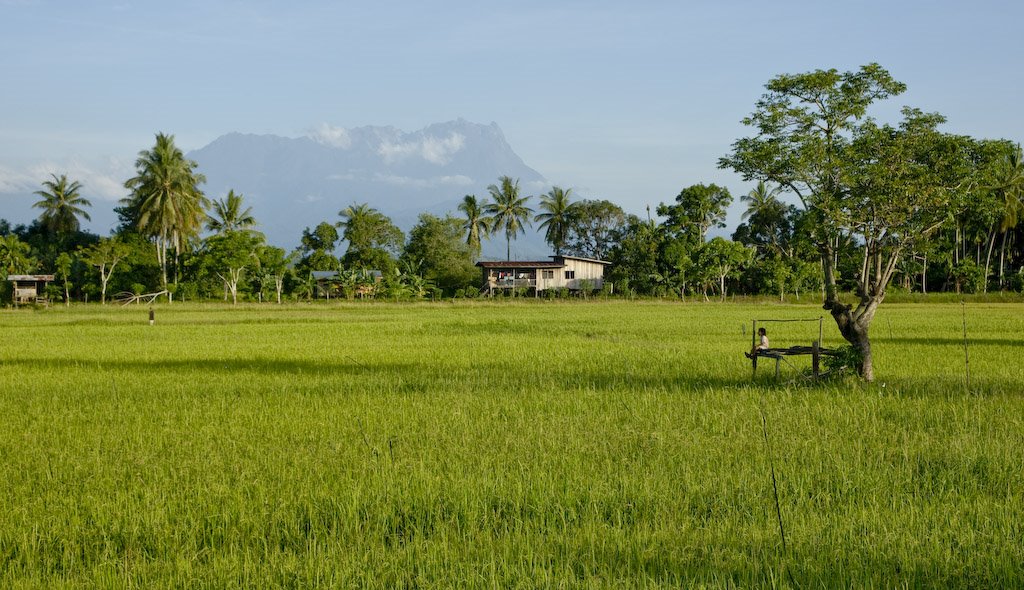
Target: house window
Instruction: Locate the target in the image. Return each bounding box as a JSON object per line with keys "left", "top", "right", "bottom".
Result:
{"left": 564, "top": 270, "right": 575, "bottom": 279}
{"left": 541, "top": 270, "right": 554, "bottom": 279}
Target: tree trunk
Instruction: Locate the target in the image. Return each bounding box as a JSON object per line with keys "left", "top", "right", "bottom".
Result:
{"left": 853, "top": 325, "right": 874, "bottom": 382}
{"left": 999, "top": 231, "right": 1008, "bottom": 287}
{"left": 984, "top": 225, "right": 997, "bottom": 292}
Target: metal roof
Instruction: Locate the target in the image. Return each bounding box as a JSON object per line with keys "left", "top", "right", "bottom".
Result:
{"left": 7, "top": 275, "right": 55, "bottom": 281}
{"left": 476, "top": 261, "right": 565, "bottom": 269}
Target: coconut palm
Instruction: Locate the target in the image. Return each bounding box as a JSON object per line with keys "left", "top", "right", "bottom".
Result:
{"left": 206, "top": 190, "right": 257, "bottom": 234}
{"left": 485, "top": 176, "right": 533, "bottom": 260}
{"left": 32, "top": 173, "right": 92, "bottom": 238}
{"left": 534, "top": 186, "right": 575, "bottom": 255}
{"left": 989, "top": 143, "right": 1024, "bottom": 285}
{"left": 0, "top": 234, "right": 35, "bottom": 276}
{"left": 740, "top": 181, "right": 781, "bottom": 221}
{"left": 457, "top": 194, "right": 491, "bottom": 256}
{"left": 123, "top": 133, "right": 208, "bottom": 289}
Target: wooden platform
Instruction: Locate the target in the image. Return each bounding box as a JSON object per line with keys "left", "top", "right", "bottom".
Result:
{"left": 750, "top": 342, "right": 838, "bottom": 378}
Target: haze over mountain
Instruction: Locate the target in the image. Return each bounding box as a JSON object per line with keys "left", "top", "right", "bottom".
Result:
{"left": 188, "top": 119, "right": 550, "bottom": 257}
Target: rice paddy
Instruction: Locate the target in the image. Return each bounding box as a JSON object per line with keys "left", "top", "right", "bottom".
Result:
{"left": 1, "top": 300, "right": 1022, "bottom": 587}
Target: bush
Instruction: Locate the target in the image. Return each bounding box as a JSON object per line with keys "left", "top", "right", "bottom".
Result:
{"left": 824, "top": 344, "right": 862, "bottom": 376}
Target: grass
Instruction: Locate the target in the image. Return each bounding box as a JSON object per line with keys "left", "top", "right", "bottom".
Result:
{"left": 1, "top": 300, "right": 1022, "bottom": 587}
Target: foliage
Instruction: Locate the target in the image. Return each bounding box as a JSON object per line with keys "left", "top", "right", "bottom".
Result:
{"left": 296, "top": 222, "right": 340, "bottom": 274}
{"left": 564, "top": 199, "right": 627, "bottom": 260}
{"left": 32, "top": 173, "right": 92, "bottom": 238}
{"left": 534, "top": 186, "right": 576, "bottom": 255}
{"left": 823, "top": 344, "right": 864, "bottom": 376}
{"left": 0, "top": 233, "right": 36, "bottom": 278}
{"left": 206, "top": 190, "right": 258, "bottom": 234}
{"left": 122, "top": 133, "right": 208, "bottom": 289}
{"left": 78, "top": 238, "right": 132, "bottom": 304}
{"left": 401, "top": 214, "right": 477, "bottom": 295}
{"left": 456, "top": 194, "right": 491, "bottom": 257}
{"left": 720, "top": 63, "right": 996, "bottom": 380}
{"left": 484, "top": 176, "right": 533, "bottom": 260}
{"left": 338, "top": 203, "right": 403, "bottom": 272}
{"left": 657, "top": 183, "right": 732, "bottom": 247}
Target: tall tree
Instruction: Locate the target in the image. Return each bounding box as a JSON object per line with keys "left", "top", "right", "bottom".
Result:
{"left": 485, "top": 176, "right": 533, "bottom": 260}
{"left": 337, "top": 203, "right": 404, "bottom": 271}
{"left": 401, "top": 213, "right": 477, "bottom": 294}
{"left": 0, "top": 234, "right": 35, "bottom": 276}
{"left": 457, "top": 194, "right": 491, "bottom": 257}
{"left": 123, "top": 133, "right": 208, "bottom": 291}
{"left": 79, "top": 238, "right": 131, "bottom": 305}
{"left": 656, "top": 183, "right": 732, "bottom": 247}
{"left": 296, "top": 222, "right": 340, "bottom": 273}
{"left": 534, "top": 186, "right": 576, "bottom": 255}
{"left": 32, "top": 173, "right": 92, "bottom": 240}
{"left": 720, "top": 63, "right": 986, "bottom": 380}
{"left": 564, "top": 199, "right": 628, "bottom": 260}
{"left": 200, "top": 230, "right": 263, "bottom": 304}
{"left": 988, "top": 143, "right": 1024, "bottom": 286}
{"left": 206, "top": 190, "right": 257, "bottom": 234}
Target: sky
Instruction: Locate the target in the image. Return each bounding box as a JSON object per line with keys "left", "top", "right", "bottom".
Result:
{"left": 2, "top": 0, "right": 1023, "bottom": 238}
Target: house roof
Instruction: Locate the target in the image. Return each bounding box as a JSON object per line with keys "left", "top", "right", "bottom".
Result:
{"left": 476, "top": 261, "right": 565, "bottom": 269}
{"left": 7, "top": 275, "right": 55, "bottom": 281}
{"left": 311, "top": 270, "right": 383, "bottom": 279}
{"left": 554, "top": 255, "right": 612, "bottom": 265}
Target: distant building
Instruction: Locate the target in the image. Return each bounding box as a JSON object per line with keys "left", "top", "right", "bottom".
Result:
{"left": 476, "top": 255, "right": 611, "bottom": 296}
{"left": 311, "top": 270, "right": 383, "bottom": 299}
{"left": 7, "top": 274, "right": 54, "bottom": 306}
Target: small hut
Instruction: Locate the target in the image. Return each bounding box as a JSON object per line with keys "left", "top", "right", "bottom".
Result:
{"left": 8, "top": 274, "right": 54, "bottom": 306}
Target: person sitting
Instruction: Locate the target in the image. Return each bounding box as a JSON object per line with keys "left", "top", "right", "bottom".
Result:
{"left": 745, "top": 328, "right": 769, "bottom": 359}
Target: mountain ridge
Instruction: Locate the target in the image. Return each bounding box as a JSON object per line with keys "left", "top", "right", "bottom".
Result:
{"left": 187, "top": 119, "right": 549, "bottom": 255}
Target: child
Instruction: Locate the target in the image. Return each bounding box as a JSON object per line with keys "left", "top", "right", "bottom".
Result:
{"left": 746, "top": 327, "right": 769, "bottom": 359}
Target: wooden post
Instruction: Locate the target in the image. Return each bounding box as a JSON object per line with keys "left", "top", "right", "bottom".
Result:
{"left": 812, "top": 340, "right": 820, "bottom": 379}
{"left": 818, "top": 316, "right": 823, "bottom": 348}
{"left": 751, "top": 320, "right": 758, "bottom": 378}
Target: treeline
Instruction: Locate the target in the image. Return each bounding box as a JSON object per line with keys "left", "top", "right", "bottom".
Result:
{"left": 2, "top": 90, "right": 1023, "bottom": 305}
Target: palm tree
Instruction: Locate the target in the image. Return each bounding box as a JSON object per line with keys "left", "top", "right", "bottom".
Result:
{"left": 534, "top": 186, "right": 575, "bottom": 255}
{"left": 123, "top": 133, "right": 208, "bottom": 289}
{"left": 457, "top": 194, "right": 491, "bottom": 256}
{"left": 0, "top": 234, "right": 35, "bottom": 276}
{"left": 740, "top": 181, "right": 780, "bottom": 221}
{"left": 32, "top": 173, "right": 92, "bottom": 238}
{"left": 485, "top": 176, "right": 534, "bottom": 260}
{"left": 206, "top": 190, "right": 257, "bottom": 234}
{"left": 989, "top": 143, "right": 1024, "bottom": 285}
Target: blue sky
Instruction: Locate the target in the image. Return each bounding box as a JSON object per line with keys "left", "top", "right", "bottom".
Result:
{"left": 2, "top": 0, "right": 1022, "bottom": 235}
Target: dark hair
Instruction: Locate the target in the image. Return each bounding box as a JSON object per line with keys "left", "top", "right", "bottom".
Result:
{"left": 758, "top": 327, "right": 767, "bottom": 335}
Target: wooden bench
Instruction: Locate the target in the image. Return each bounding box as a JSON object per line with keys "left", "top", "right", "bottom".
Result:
{"left": 750, "top": 341, "right": 839, "bottom": 379}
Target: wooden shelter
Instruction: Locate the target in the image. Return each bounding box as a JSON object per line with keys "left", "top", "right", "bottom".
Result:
{"left": 477, "top": 255, "right": 610, "bottom": 296}
{"left": 748, "top": 317, "right": 839, "bottom": 379}
{"left": 8, "top": 274, "right": 54, "bottom": 306}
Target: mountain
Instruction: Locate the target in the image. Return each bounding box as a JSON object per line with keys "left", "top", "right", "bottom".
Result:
{"left": 188, "top": 119, "right": 550, "bottom": 256}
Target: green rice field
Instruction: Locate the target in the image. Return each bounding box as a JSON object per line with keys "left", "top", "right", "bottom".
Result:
{"left": 1, "top": 300, "right": 1022, "bottom": 587}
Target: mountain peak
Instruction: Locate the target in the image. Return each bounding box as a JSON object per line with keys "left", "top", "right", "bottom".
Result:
{"left": 188, "top": 120, "right": 547, "bottom": 251}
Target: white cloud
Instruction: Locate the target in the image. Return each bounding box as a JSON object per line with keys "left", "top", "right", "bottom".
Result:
{"left": 0, "top": 165, "right": 35, "bottom": 193}
{"left": 378, "top": 132, "right": 465, "bottom": 165}
{"left": 374, "top": 173, "right": 474, "bottom": 188}
{"left": 0, "top": 158, "right": 129, "bottom": 202}
{"left": 309, "top": 123, "right": 352, "bottom": 149}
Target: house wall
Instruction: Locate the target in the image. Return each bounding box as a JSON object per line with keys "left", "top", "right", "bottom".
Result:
{"left": 562, "top": 259, "right": 606, "bottom": 290}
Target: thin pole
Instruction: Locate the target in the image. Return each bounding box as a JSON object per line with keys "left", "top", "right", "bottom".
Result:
{"left": 961, "top": 300, "right": 971, "bottom": 393}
